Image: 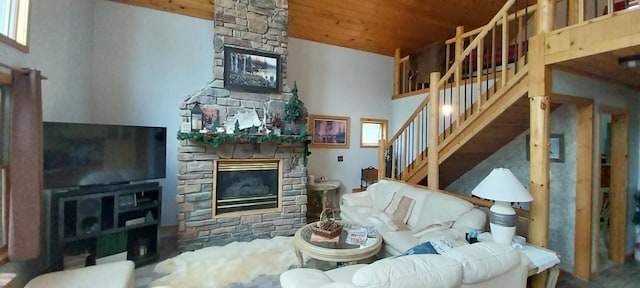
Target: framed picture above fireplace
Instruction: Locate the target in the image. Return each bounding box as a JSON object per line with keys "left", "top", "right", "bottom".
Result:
{"left": 224, "top": 46, "right": 281, "bottom": 93}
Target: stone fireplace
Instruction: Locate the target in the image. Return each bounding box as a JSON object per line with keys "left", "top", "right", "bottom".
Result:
{"left": 176, "top": 0, "right": 307, "bottom": 251}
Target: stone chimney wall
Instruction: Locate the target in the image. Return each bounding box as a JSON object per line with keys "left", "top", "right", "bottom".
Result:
{"left": 176, "top": 0, "right": 308, "bottom": 252}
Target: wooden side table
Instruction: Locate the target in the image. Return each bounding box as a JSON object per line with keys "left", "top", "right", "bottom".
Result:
{"left": 307, "top": 180, "right": 341, "bottom": 222}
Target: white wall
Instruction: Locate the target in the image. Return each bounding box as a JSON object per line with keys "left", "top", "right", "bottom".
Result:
{"left": 0, "top": 0, "right": 96, "bottom": 284}
{"left": 390, "top": 93, "right": 425, "bottom": 135}
{"left": 91, "top": 0, "right": 214, "bottom": 225}
{"left": 287, "top": 38, "right": 393, "bottom": 192}
{"left": 0, "top": 0, "right": 95, "bottom": 122}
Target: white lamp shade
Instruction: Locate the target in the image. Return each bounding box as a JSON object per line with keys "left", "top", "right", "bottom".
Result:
{"left": 471, "top": 168, "right": 533, "bottom": 203}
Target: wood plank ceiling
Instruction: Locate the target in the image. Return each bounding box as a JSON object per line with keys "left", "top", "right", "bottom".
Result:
{"left": 108, "top": 0, "right": 506, "bottom": 56}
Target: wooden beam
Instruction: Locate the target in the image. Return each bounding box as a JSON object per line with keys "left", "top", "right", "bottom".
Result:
{"left": 536, "top": 0, "right": 556, "bottom": 34}
{"left": 0, "top": 72, "right": 11, "bottom": 85}
{"left": 545, "top": 10, "right": 640, "bottom": 64}
{"left": 527, "top": 34, "right": 551, "bottom": 288}
{"left": 608, "top": 111, "right": 628, "bottom": 264}
{"left": 108, "top": 0, "right": 214, "bottom": 20}
{"left": 549, "top": 93, "right": 593, "bottom": 105}
{"left": 428, "top": 72, "right": 441, "bottom": 190}
{"left": 573, "top": 103, "right": 593, "bottom": 280}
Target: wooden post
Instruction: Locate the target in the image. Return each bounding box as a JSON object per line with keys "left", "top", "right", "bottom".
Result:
{"left": 394, "top": 48, "right": 401, "bottom": 96}
{"left": 536, "top": 0, "right": 556, "bottom": 34}
{"left": 574, "top": 103, "right": 593, "bottom": 280}
{"left": 427, "top": 72, "right": 441, "bottom": 190}
{"left": 528, "top": 35, "right": 551, "bottom": 288}
{"left": 608, "top": 112, "right": 628, "bottom": 263}
{"left": 567, "top": 0, "right": 581, "bottom": 25}
{"left": 454, "top": 26, "right": 464, "bottom": 128}
{"left": 378, "top": 139, "right": 386, "bottom": 180}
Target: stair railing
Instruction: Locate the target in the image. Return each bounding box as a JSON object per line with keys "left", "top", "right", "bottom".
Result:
{"left": 384, "top": 0, "right": 536, "bottom": 182}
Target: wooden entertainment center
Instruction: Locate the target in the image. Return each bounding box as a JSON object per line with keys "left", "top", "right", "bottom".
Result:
{"left": 49, "top": 182, "right": 162, "bottom": 271}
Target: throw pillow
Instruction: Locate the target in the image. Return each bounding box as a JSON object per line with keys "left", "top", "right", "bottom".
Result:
{"left": 369, "top": 211, "right": 410, "bottom": 231}
{"left": 383, "top": 194, "right": 415, "bottom": 224}
{"left": 411, "top": 221, "right": 455, "bottom": 238}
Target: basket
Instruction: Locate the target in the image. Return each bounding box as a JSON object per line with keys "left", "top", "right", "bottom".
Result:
{"left": 311, "top": 208, "right": 343, "bottom": 239}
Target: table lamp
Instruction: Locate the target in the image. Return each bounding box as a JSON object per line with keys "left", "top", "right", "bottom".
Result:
{"left": 471, "top": 168, "right": 533, "bottom": 244}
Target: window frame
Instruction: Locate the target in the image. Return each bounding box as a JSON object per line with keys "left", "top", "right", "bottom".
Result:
{"left": 0, "top": 0, "right": 31, "bottom": 53}
{"left": 0, "top": 75, "right": 10, "bottom": 265}
{"left": 359, "top": 118, "right": 388, "bottom": 148}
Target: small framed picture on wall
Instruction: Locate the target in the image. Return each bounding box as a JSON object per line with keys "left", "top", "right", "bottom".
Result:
{"left": 309, "top": 115, "right": 350, "bottom": 149}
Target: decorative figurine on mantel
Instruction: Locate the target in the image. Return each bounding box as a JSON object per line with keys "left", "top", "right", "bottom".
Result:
{"left": 284, "top": 81, "right": 308, "bottom": 135}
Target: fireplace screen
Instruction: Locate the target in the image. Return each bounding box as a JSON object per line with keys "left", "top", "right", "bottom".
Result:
{"left": 213, "top": 160, "right": 282, "bottom": 217}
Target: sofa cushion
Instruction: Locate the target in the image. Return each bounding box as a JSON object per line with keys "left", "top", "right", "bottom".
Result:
{"left": 325, "top": 264, "right": 367, "bottom": 283}
{"left": 413, "top": 191, "right": 474, "bottom": 230}
{"left": 411, "top": 221, "right": 454, "bottom": 238}
{"left": 352, "top": 254, "right": 462, "bottom": 288}
{"left": 340, "top": 206, "right": 375, "bottom": 226}
{"left": 380, "top": 230, "right": 420, "bottom": 254}
{"left": 383, "top": 194, "right": 415, "bottom": 224}
{"left": 280, "top": 268, "right": 336, "bottom": 287}
{"left": 451, "top": 208, "right": 486, "bottom": 233}
{"left": 396, "top": 185, "right": 430, "bottom": 228}
{"left": 368, "top": 180, "right": 406, "bottom": 210}
{"left": 418, "top": 229, "right": 468, "bottom": 247}
{"left": 441, "top": 242, "right": 520, "bottom": 284}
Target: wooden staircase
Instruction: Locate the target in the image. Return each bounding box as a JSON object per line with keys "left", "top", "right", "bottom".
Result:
{"left": 384, "top": 0, "right": 537, "bottom": 187}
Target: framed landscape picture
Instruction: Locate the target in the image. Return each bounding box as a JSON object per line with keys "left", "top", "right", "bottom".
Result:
{"left": 309, "top": 115, "right": 350, "bottom": 149}
{"left": 224, "top": 46, "right": 281, "bottom": 93}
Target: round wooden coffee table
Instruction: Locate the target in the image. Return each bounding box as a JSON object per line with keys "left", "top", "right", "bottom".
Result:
{"left": 293, "top": 223, "right": 382, "bottom": 267}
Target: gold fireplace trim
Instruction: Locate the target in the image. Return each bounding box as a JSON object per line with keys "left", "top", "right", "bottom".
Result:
{"left": 217, "top": 162, "right": 279, "bottom": 171}
{"left": 212, "top": 159, "right": 283, "bottom": 219}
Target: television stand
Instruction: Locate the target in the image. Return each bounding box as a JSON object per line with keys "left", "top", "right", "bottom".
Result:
{"left": 49, "top": 182, "right": 162, "bottom": 271}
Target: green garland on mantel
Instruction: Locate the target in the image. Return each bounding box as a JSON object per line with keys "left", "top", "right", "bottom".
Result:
{"left": 177, "top": 131, "right": 312, "bottom": 166}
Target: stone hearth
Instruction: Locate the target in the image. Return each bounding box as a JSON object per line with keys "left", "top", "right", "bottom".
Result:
{"left": 177, "top": 141, "right": 306, "bottom": 251}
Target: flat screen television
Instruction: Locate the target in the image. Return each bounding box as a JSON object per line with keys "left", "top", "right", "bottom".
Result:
{"left": 43, "top": 122, "right": 167, "bottom": 189}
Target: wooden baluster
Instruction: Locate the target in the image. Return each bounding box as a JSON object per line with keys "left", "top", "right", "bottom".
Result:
{"left": 467, "top": 37, "right": 473, "bottom": 118}
{"left": 492, "top": 24, "right": 497, "bottom": 95}
{"left": 476, "top": 39, "right": 484, "bottom": 111}
{"left": 502, "top": 13, "right": 508, "bottom": 87}
{"left": 454, "top": 26, "right": 464, "bottom": 130}
{"left": 394, "top": 48, "right": 401, "bottom": 96}
{"left": 515, "top": 0, "right": 519, "bottom": 73}
{"left": 415, "top": 115, "right": 421, "bottom": 164}
{"left": 402, "top": 130, "right": 408, "bottom": 178}
{"left": 391, "top": 142, "right": 396, "bottom": 179}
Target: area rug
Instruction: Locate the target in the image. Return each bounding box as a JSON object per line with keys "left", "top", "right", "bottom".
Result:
{"left": 150, "top": 236, "right": 301, "bottom": 288}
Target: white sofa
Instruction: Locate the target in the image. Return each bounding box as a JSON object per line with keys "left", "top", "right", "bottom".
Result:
{"left": 280, "top": 241, "right": 529, "bottom": 288}
{"left": 340, "top": 179, "right": 487, "bottom": 256}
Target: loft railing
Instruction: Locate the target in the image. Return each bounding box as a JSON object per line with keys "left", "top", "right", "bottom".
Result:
{"left": 555, "top": 0, "right": 639, "bottom": 28}
{"left": 393, "top": 0, "right": 640, "bottom": 99}
{"left": 384, "top": 0, "right": 535, "bottom": 183}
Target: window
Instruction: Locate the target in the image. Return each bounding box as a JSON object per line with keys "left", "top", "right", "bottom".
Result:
{"left": 0, "top": 0, "right": 30, "bottom": 52}
{"left": 360, "top": 118, "right": 388, "bottom": 148}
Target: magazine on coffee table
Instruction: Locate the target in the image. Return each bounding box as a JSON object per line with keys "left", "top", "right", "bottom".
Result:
{"left": 346, "top": 228, "right": 368, "bottom": 245}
